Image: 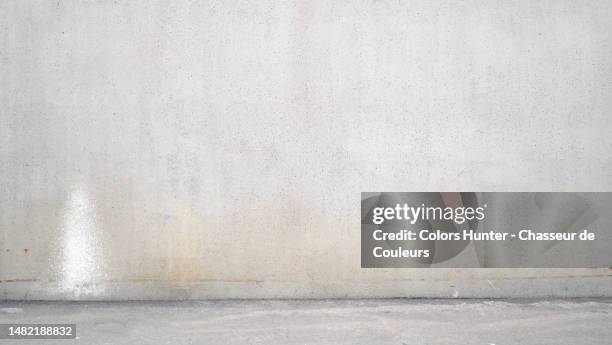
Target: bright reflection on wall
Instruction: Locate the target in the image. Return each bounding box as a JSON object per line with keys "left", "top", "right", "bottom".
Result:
{"left": 57, "top": 185, "right": 105, "bottom": 296}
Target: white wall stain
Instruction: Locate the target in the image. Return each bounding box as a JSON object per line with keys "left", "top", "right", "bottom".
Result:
{"left": 57, "top": 185, "right": 105, "bottom": 297}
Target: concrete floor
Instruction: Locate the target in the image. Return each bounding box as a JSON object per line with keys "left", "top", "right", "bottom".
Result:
{"left": 0, "top": 299, "right": 610, "bottom": 344}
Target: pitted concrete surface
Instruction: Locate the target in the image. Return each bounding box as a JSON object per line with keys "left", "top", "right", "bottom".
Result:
{"left": 3, "top": 1, "right": 612, "bottom": 300}
{"left": 1, "top": 299, "right": 610, "bottom": 344}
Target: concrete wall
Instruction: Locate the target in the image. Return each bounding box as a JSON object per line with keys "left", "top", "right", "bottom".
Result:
{"left": 1, "top": 1, "right": 611, "bottom": 300}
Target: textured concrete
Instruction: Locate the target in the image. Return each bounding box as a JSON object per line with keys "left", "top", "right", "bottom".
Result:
{"left": 1, "top": 299, "right": 611, "bottom": 344}
{"left": 2, "top": 1, "right": 612, "bottom": 299}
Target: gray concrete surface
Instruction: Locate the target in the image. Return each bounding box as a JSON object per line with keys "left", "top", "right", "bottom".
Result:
{"left": 1, "top": 299, "right": 611, "bottom": 344}
{"left": 2, "top": 1, "right": 612, "bottom": 299}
